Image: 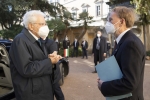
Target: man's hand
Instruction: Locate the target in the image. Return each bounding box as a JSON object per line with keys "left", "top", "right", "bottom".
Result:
{"left": 97, "top": 78, "right": 104, "bottom": 90}
{"left": 48, "top": 51, "right": 62, "bottom": 64}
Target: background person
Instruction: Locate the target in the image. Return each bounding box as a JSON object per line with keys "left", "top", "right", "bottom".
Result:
{"left": 92, "top": 30, "right": 107, "bottom": 73}
{"left": 81, "top": 38, "right": 88, "bottom": 59}
{"left": 63, "top": 36, "right": 70, "bottom": 57}
{"left": 71, "top": 38, "right": 79, "bottom": 57}
{"left": 98, "top": 6, "right": 146, "bottom": 100}
{"left": 55, "top": 37, "right": 60, "bottom": 53}
{"left": 43, "top": 37, "right": 65, "bottom": 100}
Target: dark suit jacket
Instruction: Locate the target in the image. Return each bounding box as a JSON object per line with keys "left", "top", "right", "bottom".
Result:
{"left": 100, "top": 30, "right": 145, "bottom": 100}
{"left": 9, "top": 28, "right": 54, "bottom": 100}
{"left": 45, "top": 38, "right": 64, "bottom": 100}
{"left": 81, "top": 41, "right": 88, "bottom": 49}
{"left": 55, "top": 41, "right": 60, "bottom": 51}
{"left": 92, "top": 36, "right": 107, "bottom": 62}
{"left": 72, "top": 41, "right": 79, "bottom": 49}
{"left": 63, "top": 40, "right": 70, "bottom": 49}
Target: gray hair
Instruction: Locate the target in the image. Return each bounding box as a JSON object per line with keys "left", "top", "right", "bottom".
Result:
{"left": 23, "top": 10, "right": 45, "bottom": 29}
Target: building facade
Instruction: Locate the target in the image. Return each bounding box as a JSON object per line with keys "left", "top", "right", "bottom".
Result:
{"left": 48, "top": 0, "right": 110, "bottom": 53}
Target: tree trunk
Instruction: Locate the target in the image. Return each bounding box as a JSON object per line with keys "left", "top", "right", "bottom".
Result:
{"left": 77, "top": 20, "right": 87, "bottom": 41}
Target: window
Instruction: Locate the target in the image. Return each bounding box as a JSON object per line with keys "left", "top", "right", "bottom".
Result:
{"left": 82, "top": 8, "right": 87, "bottom": 12}
{"left": 96, "top": 5, "right": 100, "bottom": 16}
{"left": 72, "top": 11, "right": 77, "bottom": 20}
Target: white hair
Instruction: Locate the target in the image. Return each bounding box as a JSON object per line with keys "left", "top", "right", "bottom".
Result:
{"left": 23, "top": 10, "right": 45, "bottom": 29}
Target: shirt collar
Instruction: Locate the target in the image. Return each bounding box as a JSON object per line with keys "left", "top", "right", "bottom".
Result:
{"left": 28, "top": 30, "right": 39, "bottom": 40}
{"left": 116, "top": 28, "right": 130, "bottom": 44}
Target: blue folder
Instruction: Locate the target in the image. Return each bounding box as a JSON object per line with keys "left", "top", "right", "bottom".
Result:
{"left": 96, "top": 56, "right": 132, "bottom": 100}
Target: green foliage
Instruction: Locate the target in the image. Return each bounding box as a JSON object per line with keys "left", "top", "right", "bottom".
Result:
{"left": 47, "top": 18, "right": 66, "bottom": 32}
{"left": 0, "top": 25, "right": 23, "bottom": 38}
{"left": 0, "top": 0, "right": 70, "bottom": 39}
{"left": 59, "top": 47, "right": 82, "bottom": 57}
{"left": 78, "top": 12, "right": 94, "bottom": 25}
{"left": 63, "top": 11, "right": 72, "bottom": 20}
{"left": 146, "top": 50, "right": 150, "bottom": 56}
{"left": 47, "top": 18, "right": 66, "bottom": 38}
{"left": 131, "top": 0, "right": 150, "bottom": 25}
{"left": 79, "top": 12, "right": 88, "bottom": 20}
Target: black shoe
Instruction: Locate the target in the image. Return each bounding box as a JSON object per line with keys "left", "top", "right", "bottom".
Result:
{"left": 82, "top": 58, "right": 84, "bottom": 59}
{"left": 92, "top": 71, "right": 97, "bottom": 73}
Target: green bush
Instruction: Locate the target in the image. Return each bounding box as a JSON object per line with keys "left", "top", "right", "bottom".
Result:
{"left": 146, "top": 51, "right": 150, "bottom": 56}
{"left": 0, "top": 25, "right": 23, "bottom": 39}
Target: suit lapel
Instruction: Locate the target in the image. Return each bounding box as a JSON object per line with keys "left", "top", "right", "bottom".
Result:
{"left": 112, "top": 30, "right": 131, "bottom": 56}
{"left": 22, "top": 28, "right": 47, "bottom": 56}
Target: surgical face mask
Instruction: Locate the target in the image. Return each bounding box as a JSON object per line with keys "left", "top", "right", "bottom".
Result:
{"left": 38, "top": 25, "right": 50, "bottom": 39}
{"left": 65, "top": 37, "right": 68, "bottom": 40}
{"left": 105, "top": 21, "right": 120, "bottom": 34}
{"left": 97, "top": 34, "right": 101, "bottom": 37}
{"left": 55, "top": 39, "right": 58, "bottom": 42}
{"left": 75, "top": 39, "right": 77, "bottom": 41}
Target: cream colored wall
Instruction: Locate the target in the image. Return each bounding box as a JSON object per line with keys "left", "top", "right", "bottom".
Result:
{"left": 146, "top": 25, "right": 150, "bottom": 51}
{"left": 60, "top": 0, "right": 109, "bottom": 20}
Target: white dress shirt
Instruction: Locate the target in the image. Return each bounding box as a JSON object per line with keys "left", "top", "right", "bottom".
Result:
{"left": 116, "top": 29, "right": 130, "bottom": 44}
{"left": 28, "top": 30, "right": 39, "bottom": 40}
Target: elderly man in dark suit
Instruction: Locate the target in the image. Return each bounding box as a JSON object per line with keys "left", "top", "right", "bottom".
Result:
{"left": 72, "top": 38, "right": 79, "bottom": 57}
{"left": 98, "top": 6, "right": 146, "bottom": 100}
{"left": 9, "top": 10, "right": 62, "bottom": 100}
{"left": 81, "top": 38, "right": 88, "bottom": 59}
{"left": 92, "top": 30, "right": 107, "bottom": 73}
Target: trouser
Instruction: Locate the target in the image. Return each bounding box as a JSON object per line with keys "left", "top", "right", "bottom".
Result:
{"left": 53, "top": 82, "right": 65, "bottom": 100}
{"left": 72, "top": 48, "right": 78, "bottom": 57}
{"left": 82, "top": 48, "right": 87, "bottom": 58}
{"left": 94, "top": 50, "right": 100, "bottom": 72}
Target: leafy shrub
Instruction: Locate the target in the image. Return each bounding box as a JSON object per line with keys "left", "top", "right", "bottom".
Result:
{"left": 0, "top": 25, "right": 23, "bottom": 39}
{"left": 146, "top": 51, "right": 150, "bottom": 56}
{"left": 59, "top": 47, "right": 82, "bottom": 57}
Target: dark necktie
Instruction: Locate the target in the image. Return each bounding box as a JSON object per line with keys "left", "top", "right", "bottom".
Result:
{"left": 112, "top": 41, "right": 118, "bottom": 55}
{"left": 114, "top": 41, "right": 117, "bottom": 50}
{"left": 37, "top": 38, "right": 48, "bottom": 56}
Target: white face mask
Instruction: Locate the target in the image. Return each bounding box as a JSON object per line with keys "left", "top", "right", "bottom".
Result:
{"left": 65, "top": 37, "right": 68, "bottom": 40}
{"left": 105, "top": 21, "right": 120, "bottom": 34}
{"left": 55, "top": 39, "right": 58, "bottom": 42}
{"left": 97, "top": 34, "right": 101, "bottom": 37}
{"left": 38, "top": 25, "right": 50, "bottom": 39}
{"left": 75, "top": 39, "right": 77, "bottom": 41}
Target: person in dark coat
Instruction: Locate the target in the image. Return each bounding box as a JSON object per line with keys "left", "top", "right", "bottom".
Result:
{"left": 9, "top": 10, "right": 61, "bottom": 100}
{"left": 98, "top": 6, "right": 145, "bottom": 100}
{"left": 92, "top": 30, "right": 107, "bottom": 73}
{"left": 63, "top": 36, "right": 70, "bottom": 57}
{"left": 44, "top": 38, "right": 64, "bottom": 100}
{"left": 81, "top": 38, "right": 88, "bottom": 59}
{"left": 106, "top": 40, "right": 111, "bottom": 57}
{"left": 71, "top": 38, "right": 79, "bottom": 57}
{"left": 55, "top": 38, "right": 60, "bottom": 53}
{"left": 63, "top": 36, "right": 70, "bottom": 49}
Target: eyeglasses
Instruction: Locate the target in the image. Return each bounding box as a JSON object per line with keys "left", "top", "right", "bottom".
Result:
{"left": 33, "top": 23, "right": 47, "bottom": 26}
